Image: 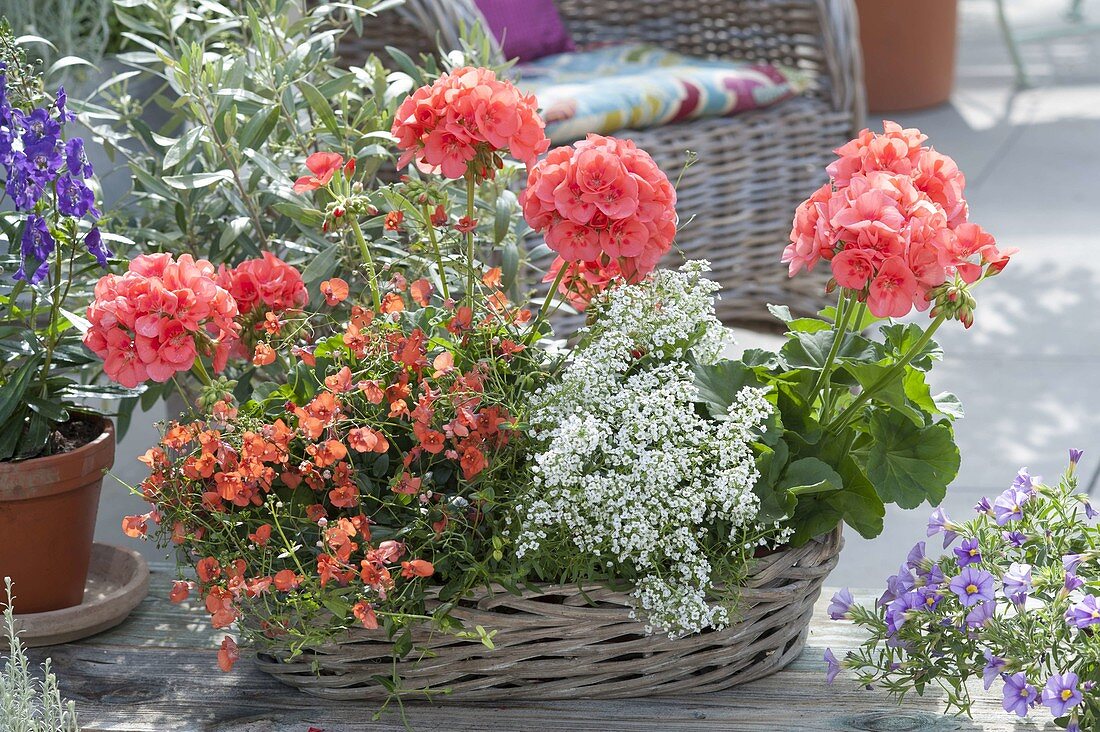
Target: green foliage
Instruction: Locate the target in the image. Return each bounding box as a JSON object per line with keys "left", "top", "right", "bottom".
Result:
{"left": 0, "top": 579, "right": 80, "bottom": 731}
{"left": 701, "top": 294, "right": 963, "bottom": 543}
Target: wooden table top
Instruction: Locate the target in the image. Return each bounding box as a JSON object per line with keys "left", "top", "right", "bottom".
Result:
{"left": 29, "top": 564, "right": 1046, "bottom": 731}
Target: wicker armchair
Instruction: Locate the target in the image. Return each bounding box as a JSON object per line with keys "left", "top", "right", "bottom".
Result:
{"left": 356, "top": 0, "right": 865, "bottom": 327}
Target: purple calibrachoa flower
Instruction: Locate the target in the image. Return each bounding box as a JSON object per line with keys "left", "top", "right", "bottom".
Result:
{"left": 1083, "top": 498, "right": 1098, "bottom": 521}
{"left": 917, "top": 587, "right": 942, "bottom": 611}
{"left": 1042, "top": 672, "right": 1083, "bottom": 717}
{"left": 1065, "top": 571, "right": 1084, "bottom": 593}
{"left": 1002, "top": 672, "right": 1038, "bottom": 717}
{"left": 927, "top": 507, "right": 958, "bottom": 547}
{"left": 994, "top": 487, "right": 1030, "bottom": 525}
{"left": 949, "top": 567, "right": 995, "bottom": 607}
{"left": 1070, "top": 448, "right": 1085, "bottom": 466}
{"left": 1002, "top": 562, "right": 1032, "bottom": 606}
{"left": 1013, "top": 468, "right": 1039, "bottom": 494}
{"left": 953, "top": 537, "right": 981, "bottom": 568}
{"left": 905, "top": 542, "right": 926, "bottom": 569}
{"left": 886, "top": 591, "right": 923, "bottom": 635}
{"left": 824, "top": 648, "right": 840, "bottom": 684}
{"left": 828, "top": 588, "right": 854, "bottom": 620}
{"left": 1064, "top": 595, "right": 1100, "bottom": 628}
{"left": 1064, "top": 554, "right": 1085, "bottom": 574}
{"left": 915, "top": 564, "right": 944, "bottom": 589}
{"left": 1002, "top": 530, "right": 1027, "bottom": 547}
{"left": 878, "top": 565, "right": 915, "bottom": 607}
{"left": 974, "top": 496, "right": 992, "bottom": 515}
{"left": 982, "top": 651, "right": 1005, "bottom": 690}
{"left": 966, "top": 601, "right": 993, "bottom": 628}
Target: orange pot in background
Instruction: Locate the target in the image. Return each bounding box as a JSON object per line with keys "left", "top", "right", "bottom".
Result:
{"left": 856, "top": 0, "right": 959, "bottom": 113}
{"left": 0, "top": 420, "right": 114, "bottom": 613}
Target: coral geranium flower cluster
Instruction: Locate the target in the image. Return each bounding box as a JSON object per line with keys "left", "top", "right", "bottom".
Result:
{"left": 216, "top": 251, "right": 308, "bottom": 316}
{"left": 83, "top": 254, "right": 240, "bottom": 387}
{"left": 783, "top": 121, "right": 1015, "bottom": 320}
{"left": 391, "top": 66, "right": 549, "bottom": 179}
{"left": 521, "top": 134, "right": 678, "bottom": 304}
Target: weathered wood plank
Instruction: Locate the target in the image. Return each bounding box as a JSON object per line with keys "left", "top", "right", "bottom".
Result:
{"left": 23, "top": 567, "right": 1048, "bottom": 731}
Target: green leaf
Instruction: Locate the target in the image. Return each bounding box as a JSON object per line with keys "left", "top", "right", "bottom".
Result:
{"left": 299, "top": 81, "right": 340, "bottom": 135}
{"left": 692, "top": 359, "right": 761, "bottom": 418}
{"left": 866, "top": 410, "right": 960, "bottom": 509}
{"left": 767, "top": 304, "right": 793, "bottom": 323}
{"left": 832, "top": 455, "right": 886, "bottom": 538}
{"left": 781, "top": 329, "right": 878, "bottom": 371}
{"left": 753, "top": 440, "right": 794, "bottom": 523}
{"left": 238, "top": 106, "right": 280, "bottom": 149}
{"left": 933, "top": 391, "right": 965, "bottom": 420}
{"left": 16, "top": 411, "right": 50, "bottom": 460}
{"left": 0, "top": 359, "right": 38, "bottom": 427}
{"left": 163, "top": 125, "right": 206, "bottom": 170}
{"left": 300, "top": 241, "right": 341, "bottom": 290}
{"left": 880, "top": 323, "right": 942, "bottom": 371}
{"left": 25, "top": 396, "right": 69, "bottom": 423}
{"left": 163, "top": 171, "right": 234, "bottom": 189}
{"left": 741, "top": 349, "right": 779, "bottom": 369}
{"left": 778, "top": 457, "right": 843, "bottom": 496}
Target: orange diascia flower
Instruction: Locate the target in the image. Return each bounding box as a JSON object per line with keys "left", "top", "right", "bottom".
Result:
{"left": 328, "top": 482, "right": 359, "bottom": 508}
{"left": 348, "top": 427, "right": 389, "bottom": 454}
{"left": 295, "top": 392, "right": 341, "bottom": 440}
{"left": 352, "top": 601, "right": 379, "bottom": 629}
{"left": 410, "top": 278, "right": 432, "bottom": 306}
{"left": 401, "top": 559, "right": 435, "bottom": 579}
{"left": 307, "top": 438, "right": 347, "bottom": 467}
{"left": 169, "top": 580, "right": 193, "bottom": 604}
{"left": 218, "top": 635, "right": 239, "bottom": 672}
{"left": 252, "top": 342, "right": 276, "bottom": 366}
{"left": 248, "top": 524, "right": 272, "bottom": 547}
{"left": 383, "top": 210, "right": 404, "bottom": 230}
{"left": 325, "top": 366, "right": 353, "bottom": 393}
{"left": 196, "top": 557, "right": 221, "bottom": 584}
{"left": 273, "top": 569, "right": 300, "bottom": 592}
{"left": 482, "top": 267, "right": 502, "bottom": 288}
{"left": 320, "top": 277, "right": 349, "bottom": 306}
{"left": 122, "top": 514, "right": 148, "bottom": 538}
{"left": 380, "top": 292, "right": 405, "bottom": 314}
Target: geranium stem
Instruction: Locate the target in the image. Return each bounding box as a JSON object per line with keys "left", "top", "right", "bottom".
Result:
{"left": 349, "top": 215, "right": 382, "bottom": 312}
{"left": 809, "top": 290, "right": 854, "bottom": 409}
{"left": 421, "top": 204, "right": 450, "bottom": 300}
{"left": 525, "top": 261, "right": 569, "bottom": 345}
{"left": 465, "top": 172, "right": 476, "bottom": 309}
{"left": 826, "top": 312, "right": 948, "bottom": 435}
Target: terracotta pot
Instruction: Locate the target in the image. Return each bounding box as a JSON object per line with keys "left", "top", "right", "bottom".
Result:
{"left": 0, "top": 419, "right": 115, "bottom": 613}
{"left": 856, "top": 0, "right": 958, "bottom": 113}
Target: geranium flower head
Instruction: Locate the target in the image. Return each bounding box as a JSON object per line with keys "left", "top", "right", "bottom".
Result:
{"left": 293, "top": 152, "right": 344, "bottom": 193}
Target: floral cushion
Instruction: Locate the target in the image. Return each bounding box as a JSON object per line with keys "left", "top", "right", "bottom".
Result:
{"left": 516, "top": 44, "right": 811, "bottom": 144}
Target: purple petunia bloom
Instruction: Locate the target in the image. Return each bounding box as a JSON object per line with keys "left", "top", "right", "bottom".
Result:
{"left": 1002, "top": 530, "right": 1027, "bottom": 547}
{"left": 916, "top": 587, "right": 942, "bottom": 612}
{"left": 927, "top": 507, "right": 958, "bottom": 547}
{"left": 974, "top": 496, "right": 992, "bottom": 515}
{"left": 14, "top": 214, "right": 55, "bottom": 284}
{"left": 824, "top": 648, "right": 840, "bottom": 684}
{"left": 983, "top": 651, "right": 1006, "bottom": 691}
{"left": 1084, "top": 499, "right": 1098, "bottom": 521}
{"left": 915, "top": 563, "right": 944, "bottom": 589}
{"left": 954, "top": 537, "right": 982, "bottom": 568}
{"left": 949, "top": 567, "right": 995, "bottom": 607}
{"left": 85, "top": 227, "right": 110, "bottom": 268}
{"left": 878, "top": 565, "right": 915, "bottom": 607}
{"left": 994, "top": 487, "right": 1030, "bottom": 525}
{"left": 1002, "top": 562, "right": 1032, "bottom": 606}
{"left": 1070, "top": 448, "right": 1085, "bottom": 466}
{"left": 1065, "top": 595, "right": 1100, "bottom": 628}
{"left": 1042, "top": 672, "right": 1083, "bottom": 717}
{"left": 828, "top": 588, "right": 854, "bottom": 620}
{"left": 1066, "top": 571, "right": 1085, "bottom": 592}
{"left": 1003, "top": 673, "right": 1038, "bottom": 717}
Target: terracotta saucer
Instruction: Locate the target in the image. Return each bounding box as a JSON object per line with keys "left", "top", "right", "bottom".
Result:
{"left": 11, "top": 543, "right": 150, "bottom": 647}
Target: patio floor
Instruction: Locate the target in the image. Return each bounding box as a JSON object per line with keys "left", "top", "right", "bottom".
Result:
{"left": 95, "top": 0, "right": 1100, "bottom": 591}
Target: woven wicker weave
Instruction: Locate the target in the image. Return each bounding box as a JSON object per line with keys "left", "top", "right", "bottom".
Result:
{"left": 342, "top": 0, "right": 865, "bottom": 328}
{"left": 253, "top": 527, "right": 843, "bottom": 700}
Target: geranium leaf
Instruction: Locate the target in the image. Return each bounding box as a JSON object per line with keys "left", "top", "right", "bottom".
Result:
{"left": 691, "top": 359, "right": 761, "bottom": 418}
{"left": 866, "top": 410, "right": 959, "bottom": 509}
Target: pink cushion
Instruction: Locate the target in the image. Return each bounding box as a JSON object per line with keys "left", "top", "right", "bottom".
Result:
{"left": 474, "top": 0, "right": 575, "bottom": 62}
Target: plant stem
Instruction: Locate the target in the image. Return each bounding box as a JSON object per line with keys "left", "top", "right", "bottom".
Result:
{"left": 524, "top": 261, "right": 570, "bottom": 345}
{"left": 825, "top": 312, "right": 948, "bottom": 435}
{"left": 421, "top": 204, "right": 450, "bottom": 300}
{"left": 808, "top": 290, "right": 853, "bottom": 409}
{"left": 191, "top": 358, "right": 213, "bottom": 387}
{"left": 38, "top": 219, "right": 65, "bottom": 399}
{"left": 348, "top": 215, "right": 382, "bottom": 312}
{"left": 464, "top": 172, "right": 476, "bottom": 309}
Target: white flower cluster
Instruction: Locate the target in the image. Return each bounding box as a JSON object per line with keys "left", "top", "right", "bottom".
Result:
{"left": 517, "top": 262, "right": 774, "bottom": 636}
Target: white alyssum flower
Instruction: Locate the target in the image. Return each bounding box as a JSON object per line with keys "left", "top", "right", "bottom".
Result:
{"left": 517, "top": 262, "right": 774, "bottom": 636}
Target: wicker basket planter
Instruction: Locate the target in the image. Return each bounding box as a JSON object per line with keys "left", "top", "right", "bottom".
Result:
{"left": 254, "top": 527, "right": 843, "bottom": 700}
